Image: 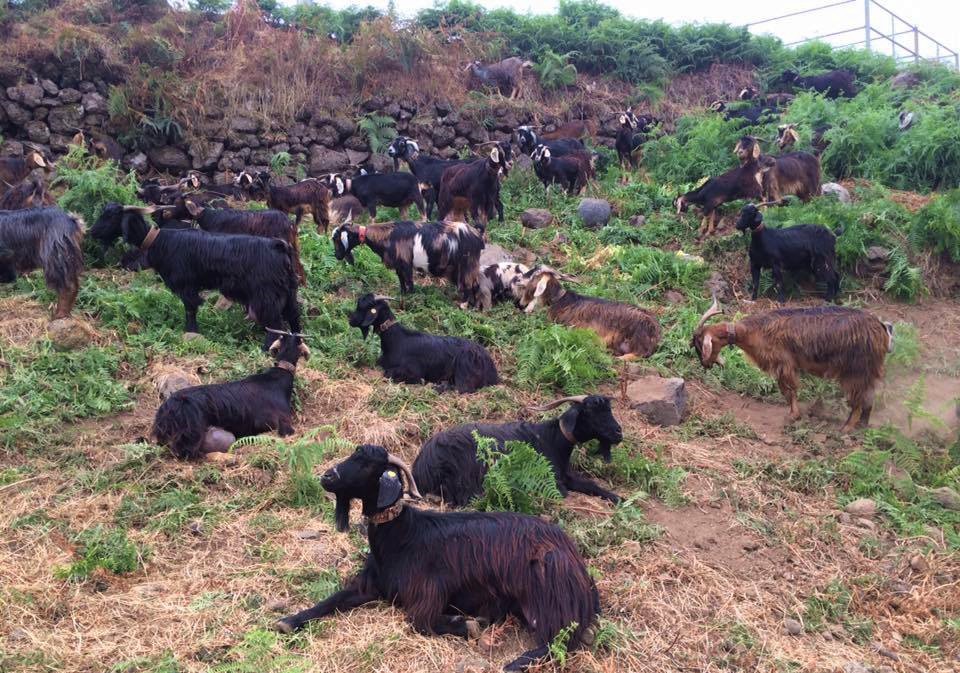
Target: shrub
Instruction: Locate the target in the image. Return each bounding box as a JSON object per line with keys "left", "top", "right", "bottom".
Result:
{"left": 472, "top": 434, "right": 562, "bottom": 514}
{"left": 912, "top": 189, "right": 960, "bottom": 262}
{"left": 517, "top": 325, "right": 614, "bottom": 393}
{"left": 535, "top": 49, "right": 578, "bottom": 90}
{"left": 357, "top": 113, "right": 397, "bottom": 154}
{"left": 54, "top": 145, "right": 142, "bottom": 226}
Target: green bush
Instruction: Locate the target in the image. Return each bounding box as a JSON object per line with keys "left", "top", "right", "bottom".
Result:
{"left": 535, "top": 49, "right": 578, "bottom": 90}
{"left": 357, "top": 113, "right": 397, "bottom": 154}
{"left": 912, "top": 189, "right": 960, "bottom": 262}
{"left": 517, "top": 325, "right": 614, "bottom": 393}
{"left": 55, "top": 145, "right": 141, "bottom": 227}
{"left": 472, "top": 434, "right": 562, "bottom": 514}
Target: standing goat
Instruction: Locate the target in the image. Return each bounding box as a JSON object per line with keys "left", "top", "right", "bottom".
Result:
{"left": 413, "top": 395, "right": 622, "bottom": 506}
{"left": 276, "top": 444, "right": 600, "bottom": 672}
{"left": 332, "top": 219, "right": 485, "bottom": 308}
{"left": 519, "top": 268, "right": 661, "bottom": 359}
{"left": 0, "top": 207, "right": 85, "bottom": 318}
{"left": 437, "top": 144, "right": 511, "bottom": 231}
{"left": 516, "top": 126, "right": 585, "bottom": 157}
{"left": 465, "top": 57, "right": 533, "bottom": 99}
{"left": 676, "top": 140, "right": 763, "bottom": 236}
{"left": 615, "top": 110, "right": 655, "bottom": 175}
{"left": 531, "top": 144, "right": 591, "bottom": 195}
{"left": 256, "top": 173, "right": 331, "bottom": 232}
{"left": 691, "top": 297, "right": 893, "bottom": 432}
{"left": 781, "top": 69, "right": 858, "bottom": 98}
{"left": 153, "top": 333, "right": 310, "bottom": 460}
{"left": 736, "top": 204, "right": 841, "bottom": 303}
{"left": 0, "top": 151, "right": 47, "bottom": 198}
{"left": 348, "top": 294, "right": 498, "bottom": 393}
{"left": 324, "top": 171, "right": 426, "bottom": 221}
{"left": 733, "top": 136, "right": 820, "bottom": 204}
{"left": 387, "top": 136, "right": 472, "bottom": 220}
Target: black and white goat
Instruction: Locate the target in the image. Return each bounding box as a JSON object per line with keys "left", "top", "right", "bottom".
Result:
{"left": 736, "top": 203, "right": 841, "bottom": 303}
{"left": 324, "top": 171, "right": 426, "bottom": 221}
{"left": 531, "top": 144, "right": 591, "bottom": 195}
{"left": 348, "top": 294, "right": 498, "bottom": 393}
{"left": 153, "top": 332, "right": 310, "bottom": 460}
{"left": 479, "top": 261, "right": 531, "bottom": 308}
{"left": 276, "top": 444, "right": 600, "bottom": 672}
{"left": 413, "top": 395, "right": 622, "bottom": 506}
{"left": 515, "top": 126, "right": 585, "bottom": 158}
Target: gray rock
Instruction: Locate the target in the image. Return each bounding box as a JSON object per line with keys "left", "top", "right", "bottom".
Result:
{"left": 46, "top": 104, "right": 84, "bottom": 134}
{"left": 884, "top": 461, "right": 915, "bottom": 498}
{"left": 7, "top": 84, "right": 44, "bottom": 108}
{"left": 455, "top": 658, "right": 492, "bottom": 673}
{"left": 155, "top": 369, "right": 200, "bottom": 400}
{"left": 40, "top": 79, "right": 59, "bottom": 96}
{"left": 47, "top": 318, "right": 96, "bottom": 351}
{"left": 1, "top": 100, "right": 31, "bottom": 126}
{"left": 80, "top": 92, "right": 107, "bottom": 115}
{"left": 127, "top": 152, "right": 149, "bottom": 173}
{"left": 578, "top": 199, "right": 612, "bottom": 228}
{"left": 202, "top": 427, "right": 235, "bottom": 453}
{"left": 435, "top": 100, "right": 453, "bottom": 117}
{"left": 294, "top": 530, "right": 321, "bottom": 540}
{"left": 25, "top": 121, "right": 50, "bottom": 144}
{"left": 931, "top": 486, "right": 960, "bottom": 511}
{"left": 431, "top": 124, "right": 456, "bottom": 148}
{"left": 479, "top": 243, "right": 513, "bottom": 266}
{"left": 308, "top": 146, "right": 350, "bottom": 176}
{"left": 891, "top": 71, "right": 923, "bottom": 89}
{"left": 190, "top": 140, "right": 225, "bottom": 171}
{"left": 821, "top": 182, "right": 851, "bottom": 203}
{"left": 629, "top": 215, "right": 646, "bottom": 227}
{"left": 909, "top": 554, "right": 928, "bottom": 572}
{"left": 843, "top": 663, "right": 870, "bottom": 673}
{"left": 520, "top": 208, "right": 554, "bottom": 229}
{"left": 844, "top": 498, "right": 878, "bottom": 517}
{"left": 626, "top": 376, "right": 687, "bottom": 426}
{"left": 48, "top": 134, "right": 73, "bottom": 153}
{"left": 33, "top": 106, "right": 48, "bottom": 121}
{"left": 866, "top": 246, "right": 890, "bottom": 263}
{"left": 265, "top": 598, "right": 290, "bottom": 612}
{"left": 40, "top": 97, "right": 60, "bottom": 108}
{"left": 58, "top": 88, "right": 81, "bottom": 104}
{"left": 78, "top": 81, "right": 96, "bottom": 93}
{"left": 0, "top": 140, "right": 24, "bottom": 157}
{"left": 148, "top": 146, "right": 191, "bottom": 172}
{"left": 784, "top": 618, "right": 803, "bottom": 636}
{"left": 230, "top": 116, "right": 259, "bottom": 133}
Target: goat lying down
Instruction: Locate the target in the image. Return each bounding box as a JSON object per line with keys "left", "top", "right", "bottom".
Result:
{"left": 348, "top": 294, "right": 498, "bottom": 393}
{"left": 153, "top": 333, "right": 309, "bottom": 460}
{"left": 691, "top": 296, "right": 893, "bottom": 432}
{"left": 276, "top": 444, "right": 600, "bottom": 672}
{"left": 413, "top": 395, "right": 623, "bottom": 506}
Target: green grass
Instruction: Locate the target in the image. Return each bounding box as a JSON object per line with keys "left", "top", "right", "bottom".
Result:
{"left": 516, "top": 325, "right": 615, "bottom": 394}
{"left": 54, "top": 525, "right": 149, "bottom": 582}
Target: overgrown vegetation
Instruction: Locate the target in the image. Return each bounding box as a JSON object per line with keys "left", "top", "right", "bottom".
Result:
{"left": 472, "top": 433, "right": 562, "bottom": 514}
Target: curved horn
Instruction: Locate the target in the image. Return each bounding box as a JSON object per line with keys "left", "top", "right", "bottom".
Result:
{"left": 529, "top": 395, "right": 588, "bottom": 412}
{"left": 372, "top": 295, "right": 395, "bottom": 302}
{"left": 121, "top": 205, "right": 159, "bottom": 215}
{"left": 695, "top": 293, "right": 724, "bottom": 330}
{"left": 386, "top": 451, "right": 421, "bottom": 499}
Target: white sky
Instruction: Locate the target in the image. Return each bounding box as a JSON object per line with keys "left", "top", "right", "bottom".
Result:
{"left": 305, "top": 0, "right": 960, "bottom": 64}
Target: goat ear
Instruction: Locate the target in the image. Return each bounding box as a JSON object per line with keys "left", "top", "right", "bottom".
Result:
{"left": 490, "top": 146, "right": 500, "bottom": 162}
{"left": 701, "top": 333, "right": 713, "bottom": 361}
{"left": 533, "top": 275, "right": 550, "bottom": 298}
{"left": 377, "top": 469, "right": 403, "bottom": 508}
{"left": 752, "top": 143, "right": 761, "bottom": 160}
{"left": 335, "top": 177, "right": 345, "bottom": 195}
{"left": 268, "top": 338, "right": 282, "bottom": 355}
{"left": 298, "top": 342, "right": 311, "bottom": 360}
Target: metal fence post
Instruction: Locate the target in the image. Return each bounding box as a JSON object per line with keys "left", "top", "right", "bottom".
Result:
{"left": 913, "top": 26, "right": 920, "bottom": 64}
{"left": 864, "top": 0, "right": 872, "bottom": 50}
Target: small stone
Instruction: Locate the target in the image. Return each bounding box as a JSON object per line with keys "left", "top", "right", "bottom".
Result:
{"left": 148, "top": 146, "right": 191, "bottom": 172}
{"left": 265, "top": 599, "right": 290, "bottom": 612}
{"left": 871, "top": 642, "right": 899, "bottom": 661}
{"left": 183, "top": 331, "right": 204, "bottom": 342}
{"left": 663, "top": 290, "right": 684, "bottom": 304}
{"left": 887, "top": 579, "right": 912, "bottom": 594}
{"left": 626, "top": 376, "right": 687, "bottom": 426}
{"left": 844, "top": 498, "right": 877, "bottom": 517}
{"left": 628, "top": 214, "right": 646, "bottom": 227}
{"left": 8, "top": 627, "right": 29, "bottom": 642}
{"left": 931, "top": 486, "right": 960, "bottom": 511}
{"left": 577, "top": 198, "right": 612, "bottom": 228}
{"left": 520, "top": 208, "right": 553, "bottom": 229}
{"left": 188, "top": 521, "right": 204, "bottom": 535}
{"left": 455, "top": 657, "right": 492, "bottom": 673}
{"left": 855, "top": 517, "right": 876, "bottom": 530}
{"left": 203, "top": 428, "right": 236, "bottom": 454}
{"left": 704, "top": 271, "right": 732, "bottom": 302}
{"left": 742, "top": 540, "right": 760, "bottom": 552}
{"left": 822, "top": 630, "right": 833, "bottom": 641}
{"left": 838, "top": 512, "right": 853, "bottom": 525}
{"left": 47, "top": 318, "right": 97, "bottom": 351}
{"left": 294, "top": 530, "right": 321, "bottom": 540}
{"left": 909, "top": 554, "right": 929, "bottom": 572}
{"left": 821, "top": 182, "right": 852, "bottom": 203}
{"left": 843, "top": 662, "right": 870, "bottom": 673}
{"left": 784, "top": 618, "right": 803, "bottom": 636}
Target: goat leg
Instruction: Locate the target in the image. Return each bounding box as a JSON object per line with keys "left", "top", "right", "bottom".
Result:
{"left": 565, "top": 471, "right": 621, "bottom": 504}
{"left": 504, "top": 645, "right": 550, "bottom": 672}
{"left": 276, "top": 585, "right": 378, "bottom": 633}
{"left": 53, "top": 283, "right": 79, "bottom": 319}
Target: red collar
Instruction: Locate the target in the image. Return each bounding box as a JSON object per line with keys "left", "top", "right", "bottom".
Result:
{"left": 358, "top": 226, "right": 367, "bottom": 244}
{"left": 140, "top": 227, "right": 160, "bottom": 251}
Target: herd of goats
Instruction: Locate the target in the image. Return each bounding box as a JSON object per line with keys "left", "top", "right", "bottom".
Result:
{"left": 0, "top": 65, "right": 903, "bottom": 670}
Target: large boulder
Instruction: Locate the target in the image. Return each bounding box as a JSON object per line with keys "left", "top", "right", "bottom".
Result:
{"left": 1, "top": 100, "right": 31, "bottom": 126}
{"left": 148, "top": 146, "right": 191, "bottom": 172}
{"left": 25, "top": 121, "right": 50, "bottom": 144}
{"left": 578, "top": 199, "right": 612, "bottom": 228}
{"left": 81, "top": 91, "right": 107, "bottom": 114}
{"left": 891, "top": 71, "right": 923, "bottom": 89}
{"left": 627, "top": 376, "right": 687, "bottom": 426}
{"left": 6, "top": 84, "right": 44, "bottom": 108}
{"left": 40, "top": 79, "right": 59, "bottom": 96}
{"left": 931, "top": 486, "right": 960, "bottom": 511}
{"left": 308, "top": 145, "right": 350, "bottom": 176}
{"left": 46, "top": 104, "right": 84, "bottom": 134}
{"left": 190, "top": 140, "right": 225, "bottom": 171}
{"left": 431, "top": 125, "right": 456, "bottom": 148}
{"left": 521, "top": 208, "right": 554, "bottom": 229}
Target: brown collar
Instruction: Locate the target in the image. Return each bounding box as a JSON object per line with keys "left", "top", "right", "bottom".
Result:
{"left": 559, "top": 419, "right": 577, "bottom": 444}
{"left": 375, "top": 317, "right": 397, "bottom": 334}
{"left": 753, "top": 223, "right": 765, "bottom": 233}
{"left": 275, "top": 360, "right": 297, "bottom": 373}
{"left": 359, "top": 225, "right": 367, "bottom": 244}
{"left": 365, "top": 501, "right": 404, "bottom": 525}
{"left": 140, "top": 227, "right": 160, "bottom": 251}
{"left": 726, "top": 322, "right": 737, "bottom": 345}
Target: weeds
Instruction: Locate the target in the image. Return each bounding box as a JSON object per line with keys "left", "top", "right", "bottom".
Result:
{"left": 472, "top": 433, "right": 562, "bottom": 514}
{"left": 516, "top": 325, "right": 614, "bottom": 393}
{"left": 55, "top": 525, "right": 148, "bottom": 581}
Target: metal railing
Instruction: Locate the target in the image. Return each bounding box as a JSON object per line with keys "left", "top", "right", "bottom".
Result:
{"left": 746, "top": 0, "right": 959, "bottom": 69}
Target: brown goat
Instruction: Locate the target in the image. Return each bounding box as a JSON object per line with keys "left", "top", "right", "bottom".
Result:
{"left": 0, "top": 152, "right": 47, "bottom": 197}
{"left": 539, "top": 119, "right": 596, "bottom": 141}
{"left": 327, "top": 195, "right": 365, "bottom": 227}
{"left": 519, "top": 268, "right": 661, "bottom": 359}
{"left": 464, "top": 57, "right": 533, "bottom": 99}
{"left": 257, "top": 173, "right": 331, "bottom": 232}
{"left": 758, "top": 152, "right": 821, "bottom": 204}
{"left": 691, "top": 297, "right": 893, "bottom": 432}
{"left": 0, "top": 176, "right": 53, "bottom": 210}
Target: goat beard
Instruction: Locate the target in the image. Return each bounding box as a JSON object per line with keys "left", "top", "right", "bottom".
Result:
{"left": 334, "top": 495, "right": 351, "bottom": 532}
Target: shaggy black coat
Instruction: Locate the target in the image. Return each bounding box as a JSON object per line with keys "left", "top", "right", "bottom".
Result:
{"left": 531, "top": 145, "right": 589, "bottom": 194}
{"left": 0, "top": 207, "right": 84, "bottom": 318}
{"left": 349, "top": 294, "right": 498, "bottom": 393}
{"left": 736, "top": 204, "right": 841, "bottom": 302}
{"left": 328, "top": 172, "right": 426, "bottom": 220}
{"left": 277, "top": 444, "right": 600, "bottom": 672}
{"left": 153, "top": 334, "right": 308, "bottom": 460}
{"left": 436, "top": 144, "right": 511, "bottom": 230}
{"left": 413, "top": 396, "right": 623, "bottom": 506}
{"left": 91, "top": 204, "right": 301, "bottom": 348}
{"left": 782, "top": 69, "right": 858, "bottom": 98}
{"left": 516, "top": 127, "right": 585, "bottom": 157}
{"left": 387, "top": 137, "right": 473, "bottom": 219}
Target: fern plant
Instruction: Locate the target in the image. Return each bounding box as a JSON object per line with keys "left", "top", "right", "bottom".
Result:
{"left": 883, "top": 248, "right": 924, "bottom": 301}
{"left": 548, "top": 621, "right": 579, "bottom": 665}
{"left": 358, "top": 113, "right": 397, "bottom": 154}
{"left": 535, "top": 50, "right": 578, "bottom": 91}
{"left": 54, "top": 144, "right": 142, "bottom": 226}
{"left": 270, "top": 151, "right": 292, "bottom": 174}
{"left": 517, "top": 325, "right": 614, "bottom": 393}
{"left": 471, "top": 433, "right": 562, "bottom": 514}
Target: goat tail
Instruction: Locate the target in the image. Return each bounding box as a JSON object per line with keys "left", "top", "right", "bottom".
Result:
{"left": 41, "top": 214, "right": 85, "bottom": 294}
{"left": 153, "top": 395, "right": 207, "bottom": 460}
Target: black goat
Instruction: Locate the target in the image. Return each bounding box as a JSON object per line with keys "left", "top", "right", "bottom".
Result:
{"left": 90, "top": 204, "right": 301, "bottom": 348}
{"left": 276, "top": 444, "right": 600, "bottom": 672}
{"left": 137, "top": 175, "right": 201, "bottom": 206}
{"left": 325, "top": 171, "right": 426, "bottom": 221}
{"left": 516, "top": 126, "right": 585, "bottom": 157}
{"left": 387, "top": 136, "right": 471, "bottom": 219}
{"left": 153, "top": 333, "right": 310, "bottom": 460}
{"left": 709, "top": 100, "right": 780, "bottom": 125}
{"left": 436, "top": 144, "right": 510, "bottom": 231}
{"left": 0, "top": 207, "right": 85, "bottom": 318}
{"left": 332, "top": 219, "right": 485, "bottom": 308}
{"left": 531, "top": 144, "right": 589, "bottom": 194}
{"left": 736, "top": 203, "right": 841, "bottom": 303}
{"left": 413, "top": 395, "right": 622, "bottom": 506}
{"left": 675, "top": 158, "right": 763, "bottom": 236}
{"left": 348, "top": 294, "right": 498, "bottom": 393}
{"left": 782, "top": 69, "right": 858, "bottom": 99}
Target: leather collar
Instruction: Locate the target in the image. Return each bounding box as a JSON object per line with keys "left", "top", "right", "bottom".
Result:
{"left": 359, "top": 225, "right": 367, "bottom": 244}
{"left": 364, "top": 501, "right": 404, "bottom": 525}
{"left": 140, "top": 227, "right": 160, "bottom": 251}
{"left": 559, "top": 418, "right": 577, "bottom": 444}
{"left": 726, "top": 322, "right": 737, "bottom": 345}
{"left": 276, "top": 360, "right": 297, "bottom": 373}
{"left": 753, "top": 222, "right": 765, "bottom": 232}
{"left": 375, "top": 317, "right": 397, "bottom": 334}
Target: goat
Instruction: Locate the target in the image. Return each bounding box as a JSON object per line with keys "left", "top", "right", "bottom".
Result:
{"left": 539, "top": 119, "right": 596, "bottom": 140}
{"left": 692, "top": 297, "right": 892, "bottom": 432}
{"left": 709, "top": 100, "right": 780, "bottom": 125}
{"left": 519, "top": 268, "right": 661, "bottom": 359}
{"left": 0, "top": 151, "right": 47, "bottom": 198}
{"left": 614, "top": 110, "right": 651, "bottom": 175}
{"left": 137, "top": 174, "right": 201, "bottom": 206}
{"left": 465, "top": 57, "right": 533, "bottom": 99}
{"left": 332, "top": 219, "right": 485, "bottom": 308}
{"left": 387, "top": 136, "right": 472, "bottom": 220}
{"left": 436, "top": 144, "right": 510, "bottom": 232}
{"left": 256, "top": 172, "right": 331, "bottom": 232}
{"left": 479, "top": 261, "right": 530, "bottom": 308}
{"left": 736, "top": 204, "right": 841, "bottom": 303}
{"left": 531, "top": 144, "right": 589, "bottom": 195}
{"left": 777, "top": 123, "right": 830, "bottom": 155}
{"left": 0, "top": 207, "right": 85, "bottom": 318}
{"left": 516, "top": 126, "right": 585, "bottom": 157}
{"left": 90, "top": 204, "right": 302, "bottom": 349}
{"left": 782, "top": 69, "right": 858, "bottom": 99}
{"left": 757, "top": 152, "right": 821, "bottom": 204}
{"left": 349, "top": 294, "right": 498, "bottom": 393}
{"left": 153, "top": 333, "right": 310, "bottom": 460}
{"left": 675, "top": 162, "right": 763, "bottom": 236}
{"left": 324, "top": 171, "right": 426, "bottom": 221}
{"left": 328, "top": 195, "right": 365, "bottom": 226}
{"left": 276, "top": 444, "right": 600, "bottom": 672}
{"left": 738, "top": 88, "right": 795, "bottom": 107}
{"left": 414, "top": 395, "right": 622, "bottom": 506}
{"left": 0, "top": 176, "right": 52, "bottom": 210}
{"left": 182, "top": 201, "right": 306, "bottom": 285}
